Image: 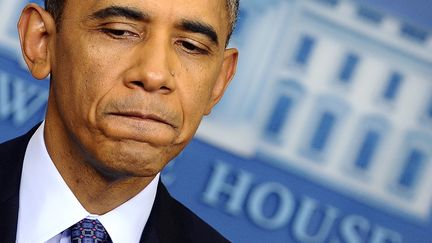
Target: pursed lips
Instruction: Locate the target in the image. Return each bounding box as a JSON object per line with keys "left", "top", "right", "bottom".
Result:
{"left": 108, "top": 111, "right": 175, "bottom": 128}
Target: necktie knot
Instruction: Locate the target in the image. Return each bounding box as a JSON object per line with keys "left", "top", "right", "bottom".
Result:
{"left": 71, "top": 218, "right": 112, "bottom": 243}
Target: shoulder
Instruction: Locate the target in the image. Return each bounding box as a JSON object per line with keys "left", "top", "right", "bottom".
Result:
{"left": 0, "top": 125, "right": 38, "bottom": 167}
{"left": 145, "top": 182, "right": 230, "bottom": 243}
{"left": 0, "top": 134, "right": 28, "bottom": 160}
{"left": 165, "top": 188, "right": 229, "bottom": 242}
{"left": 0, "top": 127, "right": 37, "bottom": 208}
{"left": 0, "top": 133, "right": 28, "bottom": 173}
{"left": 0, "top": 125, "right": 39, "bottom": 190}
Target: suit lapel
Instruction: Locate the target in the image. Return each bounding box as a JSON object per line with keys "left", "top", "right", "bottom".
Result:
{"left": 140, "top": 182, "right": 190, "bottom": 243}
{"left": 0, "top": 127, "right": 37, "bottom": 242}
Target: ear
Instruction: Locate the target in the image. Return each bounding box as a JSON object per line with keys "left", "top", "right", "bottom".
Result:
{"left": 204, "top": 48, "right": 239, "bottom": 115}
{"left": 17, "top": 3, "right": 56, "bottom": 80}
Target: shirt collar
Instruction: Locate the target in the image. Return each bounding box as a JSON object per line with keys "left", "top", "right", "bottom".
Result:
{"left": 16, "top": 122, "right": 159, "bottom": 243}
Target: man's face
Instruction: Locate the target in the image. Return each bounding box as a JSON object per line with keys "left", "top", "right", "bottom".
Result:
{"left": 46, "top": 0, "right": 237, "bottom": 177}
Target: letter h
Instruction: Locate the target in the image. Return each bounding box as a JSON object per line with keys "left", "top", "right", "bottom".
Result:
{"left": 202, "top": 161, "right": 254, "bottom": 216}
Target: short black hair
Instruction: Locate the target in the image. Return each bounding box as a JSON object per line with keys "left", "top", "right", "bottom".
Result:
{"left": 44, "top": 0, "right": 66, "bottom": 24}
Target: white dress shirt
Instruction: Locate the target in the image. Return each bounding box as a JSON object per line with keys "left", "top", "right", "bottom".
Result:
{"left": 16, "top": 123, "right": 160, "bottom": 243}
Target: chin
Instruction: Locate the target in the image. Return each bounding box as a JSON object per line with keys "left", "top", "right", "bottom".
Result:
{"left": 82, "top": 132, "right": 182, "bottom": 179}
{"left": 94, "top": 145, "right": 168, "bottom": 177}
{"left": 94, "top": 157, "right": 163, "bottom": 180}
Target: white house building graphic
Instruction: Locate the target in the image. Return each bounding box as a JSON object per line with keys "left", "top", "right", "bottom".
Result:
{"left": 198, "top": 0, "right": 432, "bottom": 222}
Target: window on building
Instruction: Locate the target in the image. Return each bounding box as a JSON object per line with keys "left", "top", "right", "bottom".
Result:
{"left": 293, "top": 35, "right": 316, "bottom": 67}
{"left": 347, "top": 117, "right": 389, "bottom": 176}
{"left": 265, "top": 95, "right": 294, "bottom": 138}
{"left": 310, "top": 112, "right": 336, "bottom": 152}
{"left": 400, "top": 24, "right": 428, "bottom": 43}
{"left": 300, "top": 96, "right": 349, "bottom": 162}
{"left": 426, "top": 97, "right": 432, "bottom": 119}
{"left": 354, "top": 130, "right": 381, "bottom": 170}
{"left": 382, "top": 72, "right": 403, "bottom": 102}
{"left": 338, "top": 53, "right": 359, "bottom": 84}
{"left": 397, "top": 149, "right": 426, "bottom": 189}
{"left": 315, "top": 0, "right": 339, "bottom": 6}
{"left": 357, "top": 6, "right": 383, "bottom": 24}
{"left": 264, "top": 81, "right": 304, "bottom": 142}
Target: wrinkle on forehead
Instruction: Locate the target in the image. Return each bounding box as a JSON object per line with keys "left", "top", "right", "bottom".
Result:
{"left": 73, "top": 0, "right": 229, "bottom": 44}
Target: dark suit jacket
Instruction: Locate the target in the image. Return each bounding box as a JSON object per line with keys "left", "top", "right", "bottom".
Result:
{"left": 0, "top": 126, "right": 229, "bottom": 243}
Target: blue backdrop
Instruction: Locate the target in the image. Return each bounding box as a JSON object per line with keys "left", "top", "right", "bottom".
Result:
{"left": 1, "top": 0, "right": 431, "bottom": 242}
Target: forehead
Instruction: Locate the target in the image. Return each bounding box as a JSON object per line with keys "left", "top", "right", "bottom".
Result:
{"left": 64, "top": 0, "right": 229, "bottom": 36}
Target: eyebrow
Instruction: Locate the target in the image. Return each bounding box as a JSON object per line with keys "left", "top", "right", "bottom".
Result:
{"left": 88, "top": 6, "right": 149, "bottom": 21}
{"left": 176, "top": 20, "right": 219, "bottom": 46}
{"left": 88, "top": 6, "right": 220, "bottom": 46}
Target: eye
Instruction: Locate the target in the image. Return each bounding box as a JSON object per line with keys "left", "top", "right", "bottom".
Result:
{"left": 100, "top": 28, "right": 139, "bottom": 39}
{"left": 178, "top": 40, "right": 209, "bottom": 55}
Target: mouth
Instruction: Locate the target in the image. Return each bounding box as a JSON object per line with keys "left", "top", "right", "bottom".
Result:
{"left": 108, "top": 112, "right": 175, "bottom": 128}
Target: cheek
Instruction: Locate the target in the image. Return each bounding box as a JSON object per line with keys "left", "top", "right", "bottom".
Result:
{"left": 179, "top": 59, "right": 218, "bottom": 106}
{"left": 177, "top": 72, "right": 217, "bottom": 133}
{"left": 53, "top": 39, "right": 120, "bottom": 125}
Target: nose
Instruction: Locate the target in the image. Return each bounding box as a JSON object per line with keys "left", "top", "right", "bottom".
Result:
{"left": 123, "top": 37, "right": 176, "bottom": 94}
